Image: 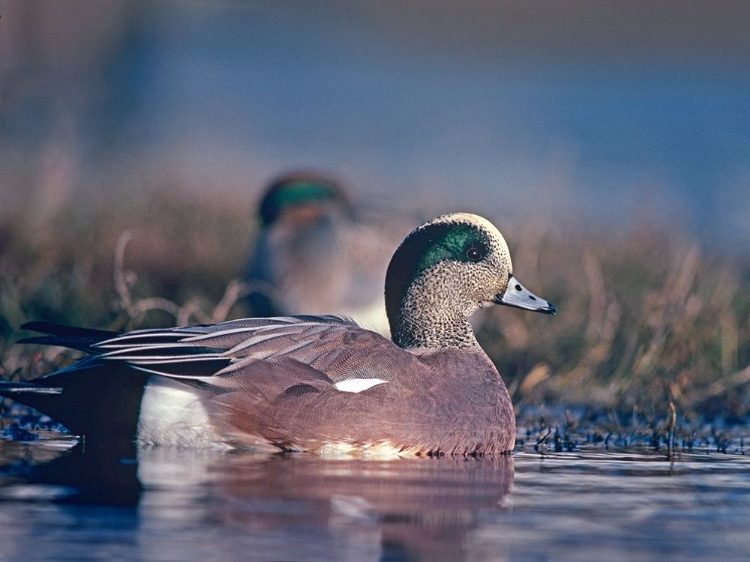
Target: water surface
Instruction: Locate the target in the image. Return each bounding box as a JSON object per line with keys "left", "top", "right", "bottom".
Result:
{"left": 1, "top": 438, "right": 749, "bottom": 561}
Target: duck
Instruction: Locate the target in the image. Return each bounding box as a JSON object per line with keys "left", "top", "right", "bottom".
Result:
{"left": 1, "top": 213, "right": 555, "bottom": 456}
{"left": 244, "top": 172, "right": 415, "bottom": 336}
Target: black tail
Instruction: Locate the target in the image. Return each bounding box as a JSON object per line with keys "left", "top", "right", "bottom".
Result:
{"left": 4, "top": 323, "right": 149, "bottom": 449}
{"left": 1, "top": 365, "right": 149, "bottom": 449}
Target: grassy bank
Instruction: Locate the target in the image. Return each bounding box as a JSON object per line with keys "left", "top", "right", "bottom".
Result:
{"left": 1, "top": 185, "right": 749, "bottom": 426}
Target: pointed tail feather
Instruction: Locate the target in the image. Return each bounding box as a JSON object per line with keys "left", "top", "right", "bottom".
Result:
{"left": 0, "top": 381, "right": 62, "bottom": 395}
{"left": 19, "top": 322, "right": 121, "bottom": 354}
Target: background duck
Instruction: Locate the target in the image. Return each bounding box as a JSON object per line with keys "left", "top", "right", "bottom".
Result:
{"left": 1, "top": 213, "right": 555, "bottom": 456}
{"left": 244, "top": 172, "right": 417, "bottom": 336}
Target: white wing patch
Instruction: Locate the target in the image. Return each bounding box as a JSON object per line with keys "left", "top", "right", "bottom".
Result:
{"left": 333, "top": 378, "right": 388, "bottom": 393}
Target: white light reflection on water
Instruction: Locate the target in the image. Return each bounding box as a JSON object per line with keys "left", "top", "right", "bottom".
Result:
{"left": 1, "top": 441, "right": 750, "bottom": 561}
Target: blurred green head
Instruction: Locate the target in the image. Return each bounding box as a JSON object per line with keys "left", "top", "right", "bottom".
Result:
{"left": 258, "top": 174, "right": 351, "bottom": 226}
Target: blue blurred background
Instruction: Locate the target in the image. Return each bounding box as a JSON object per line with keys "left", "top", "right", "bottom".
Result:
{"left": 1, "top": 0, "right": 749, "bottom": 251}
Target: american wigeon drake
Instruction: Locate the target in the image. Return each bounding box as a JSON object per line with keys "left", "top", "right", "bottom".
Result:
{"left": 244, "top": 172, "right": 414, "bottom": 336}
{"left": 1, "top": 213, "right": 554, "bottom": 456}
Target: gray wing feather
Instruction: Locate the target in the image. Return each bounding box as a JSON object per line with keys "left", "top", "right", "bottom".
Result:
{"left": 88, "top": 316, "right": 420, "bottom": 389}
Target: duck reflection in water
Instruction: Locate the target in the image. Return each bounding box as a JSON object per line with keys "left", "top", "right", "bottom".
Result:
{"left": 0, "top": 441, "right": 141, "bottom": 506}
{"left": 211, "top": 452, "right": 515, "bottom": 561}
{"left": 1, "top": 444, "right": 514, "bottom": 561}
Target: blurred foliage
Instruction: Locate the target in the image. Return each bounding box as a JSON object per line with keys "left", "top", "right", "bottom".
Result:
{"left": 477, "top": 217, "right": 750, "bottom": 423}
{"left": 1, "top": 185, "right": 749, "bottom": 424}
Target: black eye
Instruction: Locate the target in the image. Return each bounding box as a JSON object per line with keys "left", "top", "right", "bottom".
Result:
{"left": 466, "top": 244, "right": 485, "bottom": 262}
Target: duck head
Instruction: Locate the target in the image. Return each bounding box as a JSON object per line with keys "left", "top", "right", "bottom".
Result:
{"left": 385, "top": 213, "right": 555, "bottom": 349}
{"left": 258, "top": 172, "right": 354, "bottom": 228}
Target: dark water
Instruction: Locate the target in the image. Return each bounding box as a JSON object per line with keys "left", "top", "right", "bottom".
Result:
{"left": 2, "top": 438, "right": 750, "bottom": 561}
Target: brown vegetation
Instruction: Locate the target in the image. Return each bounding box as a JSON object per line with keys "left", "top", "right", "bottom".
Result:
{"left": 1, "top": 185, "right": 749, "bottom": 427}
